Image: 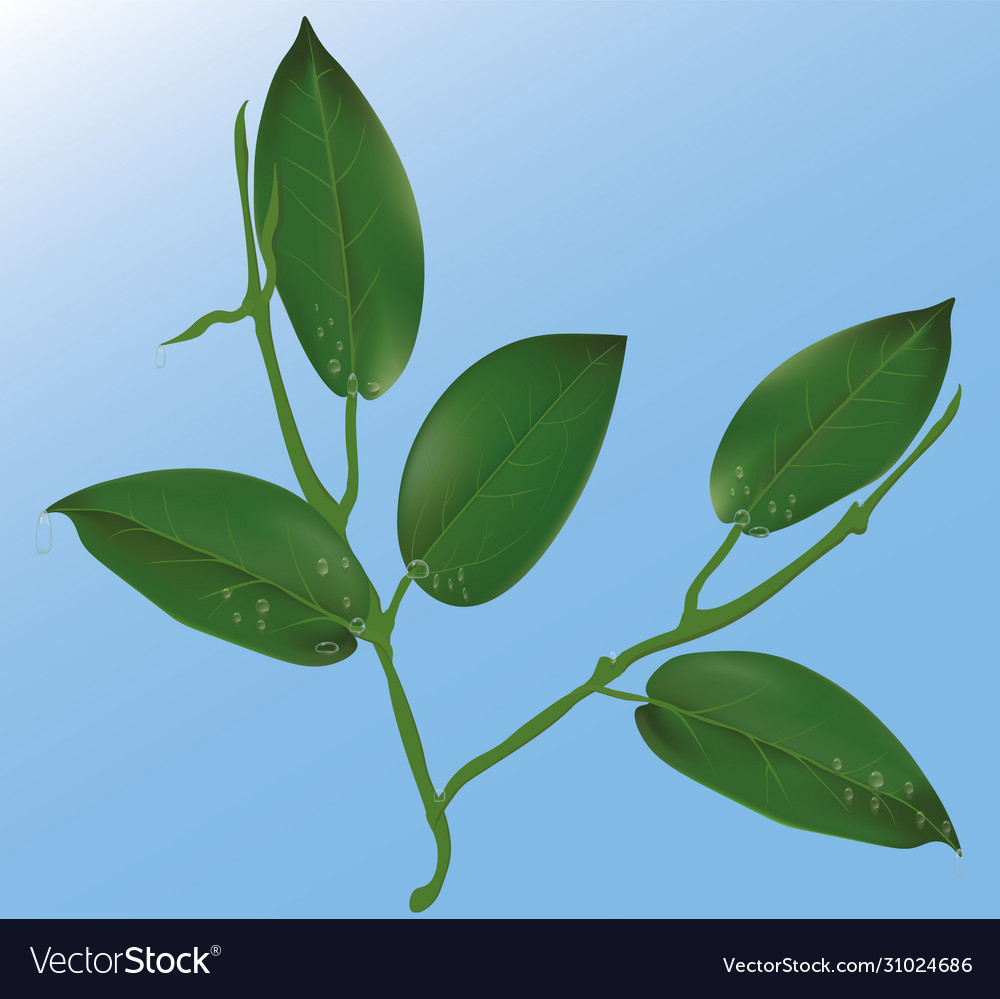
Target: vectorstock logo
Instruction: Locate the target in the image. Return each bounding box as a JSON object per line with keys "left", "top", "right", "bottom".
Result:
{"left": 30, "top": 944, "right": 220, "bottom": 975}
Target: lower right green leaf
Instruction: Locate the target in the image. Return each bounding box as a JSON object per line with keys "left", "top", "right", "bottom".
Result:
{"left": 634, "top": 651, "right": 959, "bottom": 851}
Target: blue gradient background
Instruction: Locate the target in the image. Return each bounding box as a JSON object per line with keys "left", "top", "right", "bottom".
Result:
{"left": 3, "top": 1, "right": 996, "bottom": 918}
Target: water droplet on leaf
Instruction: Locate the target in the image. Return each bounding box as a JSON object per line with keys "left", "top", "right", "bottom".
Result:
{"left": 735, "top": 466, "right": 744, "bottom": 480}
{"left": 347, "top": 373, "right": 358, "bottom": 396}
{"left": 317, "top": 327, "right": 325, "bottom": 339}
{"left": 222, "top": 588, "right": 232, "bottom": 602}
{"left": 458, "top": 567, "right": 465, "bottom": 583}
{"left": 788, "top": 494, "right": 796, "bottom": 505}
{"left": 942, "top": 820, "right": 952, "bottom": 836}
{"left": 328, "top": 358, "right": 341, "bottom": 376}
{"left": 749, "top": 526, "right": 769, "bottom": 538}
{"left": 154, "top": 345, "right": 166, "bottom": 369}
{"left": 349, "top": 617, "right": 365, "bottom": 636}
{"left": 336, "top": 340, "right": 344, "bottom": 353}
{"left": 768, "top": 500, "right": 776, "bottom": 515}
{"left": 833, "top": 758, "right": 842, "bottom": 772}
{"left": 257, "top": 619, "right": 266, "bottom": 632}
{"left": 406, "top": 559, "right": 429, "bottom": 578}
{"left": 432, "top": 574, "right": 439, "bottom": 590}
{"left": 342, "top": 596, "right": 351, "bottom": 610}
{"left": 915, "top": 812, "right": 926, "bottom": 830}
{"left": 35, "top": 511, "right": 51, "bottom": 554}
{"left": 232, "top": 612, "right": 242, "bottom": 625}
{"left": 256, "top": 598, "right": 270, "bottom": 617}
{"left": 784, "top": 509, "right": 793, "bottom": 521}
{"left": 843, "top": 787, "right": 853, "bottom": 804}
{"left": 315, "top": 641, "right": 339, "bottom": 655}
{"left": 730, "top": 488, "right": 736, "bottom": 498}
{"left": 903, "top": 780, "right": 914, "bottom": 799}
{"left": 734, "top": 509, "right": 750, "bottom": 526}
{"left": 367, "top": 381, "right": 381, "bottom": 395}
{"left": 462, "top": 587, "right": 469, "bottom": 601}
{"left": 870, "top": 797, "right": 880, "bottom": 815}
{"left": 448, "top": 578, "right": 454, "bottom": 591}
{"left": 328, "top": 317, "right": 335, "bottom": 327}
{"left": 743, "top": 485, "right": 750, "bottom": 496}
{"left": 869, "top": 771, "right": 884, "bottom": 790}
{"left": 316, "top": 558, "right": 329, "bottom": 577}
{"left": 341, "top": 556, "right": 350, "bottom": 571}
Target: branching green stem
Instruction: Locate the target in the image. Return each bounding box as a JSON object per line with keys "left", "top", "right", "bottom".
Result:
{"left": 403, "top": 386, "right": 961, "bottom": 909}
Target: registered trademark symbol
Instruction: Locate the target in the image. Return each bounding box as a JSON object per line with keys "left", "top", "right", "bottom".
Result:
{"left": 211, "top": 945, "right": 221, "bottom": 957}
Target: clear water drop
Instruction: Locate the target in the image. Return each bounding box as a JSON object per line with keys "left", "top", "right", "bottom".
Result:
{"left": 328, "top": 358, "right": 341, "bottom": 376}
{"left": 342, "top": 596, "right": 351, "bottom": 611}
{"left": 432, "top": 574, "right": 440, "bottom": 590}
{"left": 232, "top": 612, "right": 242, "bottom": 625}
{"left": 735, "top": 466, "right": 744, "bottom": 480}
{"left": 915, "top": 811, "right": 926, "bottom": 831}
{"left": 734, "top": 509, "right": 750, "bottom": 526}
{"left": 870, "top": 796, "right": 880, "bottom": 815}
{"left": 748, "top": 526, "right": 769, "bottom": 538}
{"left": 406, "top": 559, "right": 429, "bottom": 579}
{"left": 328, "top": 317, "right": 335, "bottom": 327}
{"left": 336, "top": 340, "right": 344, "bottom": 353}
{"left": 448, "top": 578, "right": 454, "bottom": 591}
{"left": 458, "top": 567, "right": 465, "bottom": 583}
{"left": 316, "top": 327, "right": 325, "bottom": 339}
{"left": 257, "top": 619, "right": 266, "bottom": 632}
{"left": 34, "top": 511, "right": 52, "bottom": 554}
{"left": 314, "top": 303, "right": 319, "bottom": 311}
{"left": 788, "top": 494, "right": 796, "bottom": 505}
{"left": 154, "top": 345, "right": 166, "bottom": 369}
{"left": 462, "top": 587, "right": 469, "bottom": 601}
{"left": 833, "top": 758, "right": 842, "bottom": 772}
{"left": 869, "top": 771, "right": 884, "bottom": 790}
{"left": 341, "top": 556, "right": 350, "bottom": 571}
{"left": 903, "top": 780, "right": 914, "bottom": 800}
{"left": 315, "top": 641, "right": 340, "bottom": 655}
{"left": 347, "top": 373, "right": 358, "bottom": 396}
{"left": 784, "top": 509, "right": 793, "bottom": 521}
{"left": 367, "top": 381, "right": 381, "bottom": 395}
{"left": 730, "top": 488, "right": 736, "bottom": 498}
{"left": 743, "top": 485, "right": 750, "bottom": 496}
{"left": 222, "top": 588, "right": 232, "bottom": 602}
{"left": 844, "top": 787, "right": 854, "bottom": 804}
{"left": 434, "top": 787, "right": 445, "bottom": 802}
{"left": 954, "top": 850, "right": 965, "bottom": 879}
{"left": 768, "top": 500, "right": 776, "bottom": 515}
{"left": 316, "top": 558, "right": 329, "bottom": 577}
{"left": 256, "top": 598, "right": 270, "bottom": 617}
{"left": 348, "top": 617, "right": 365, "bottom": 636}
{"left": 942, "top": 820, "right": 952, "bottom": 836}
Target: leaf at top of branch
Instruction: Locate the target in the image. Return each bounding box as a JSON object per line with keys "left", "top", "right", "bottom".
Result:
{"left": 711, "top": 301, "right": 952, "bottom": 535}
{"left": 51, "top": 469, "right": 371, "bottom": 666}
{"left": 398, "top": 334, "right": 626, "bottom": 606}
{"left": 635, "top": 650, "right": 959, "bottom": 852}
{"left": 254, "top": 16, "right": 423, "bottom": 401}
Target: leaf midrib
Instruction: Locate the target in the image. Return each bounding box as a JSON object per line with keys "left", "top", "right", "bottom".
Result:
{"left": 643, "top": 692, "right": 945, "bottom": 835}
{"left": 56, "top": 503, "right": 350, "bottom": 630}
{"left": 417, "top": 339, "right": 622, "bottom": 565}
{"left": 747, "top": 303, "right": 948, "bottom": 517}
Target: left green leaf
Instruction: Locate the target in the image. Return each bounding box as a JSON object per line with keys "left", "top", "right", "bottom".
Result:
{"left": 51, "top": 470, "right": 372, "bottom": 666}
{"left": 254, "top": 16, "right": 423, "bottom": 401}
{"left": 635, "top": 651, "right": 959, "bottom": 852}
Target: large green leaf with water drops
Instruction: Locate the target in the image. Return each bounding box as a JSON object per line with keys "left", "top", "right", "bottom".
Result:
{"left": 635, "top": 651, "right": 959, "bottom": 851}
{"left": 398, "top": 334, "right": 626, "bottom": 606}
{"left": 711, "top": 301, "right": 952, "bottom": 535}
{"left": 50, "top": 470, "right": 371, "bottom": 666}
{"left": 254, "top": 16, "right": 423, "bottom": 401}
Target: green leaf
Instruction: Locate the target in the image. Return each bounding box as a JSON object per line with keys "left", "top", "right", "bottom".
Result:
{"left": 635, "top": 651, "right": 959, "bottom": 851}
{"left": 50, "top": 470, "right": 371, "bottom": 666}
{"left": 398, "top": 334, "right": 626, "bottom": 606}
{"left": 254, "top": 16, "right": 423, "bottom": 401}
{"left": 711, "top": 300, "right": 952, "bottom": 534}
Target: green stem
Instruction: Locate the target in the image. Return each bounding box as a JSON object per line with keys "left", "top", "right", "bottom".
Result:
{"left": 372, "top": 643, "right": 452, "bottom": 913}
{"left": 341, "top": 389, "right": 360, "bottom": 519}
{"left": 383, "top": 575, "right": 411, "bottom": 632}
{"left": 410, "top": 387, "right": 961, "bottom": 906}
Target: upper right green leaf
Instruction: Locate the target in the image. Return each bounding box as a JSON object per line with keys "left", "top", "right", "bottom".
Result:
{"left": 711, "top": 300, "right": 952, "bottom": 534}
